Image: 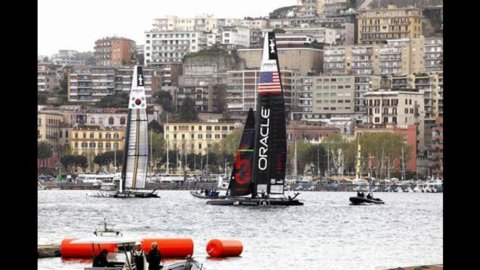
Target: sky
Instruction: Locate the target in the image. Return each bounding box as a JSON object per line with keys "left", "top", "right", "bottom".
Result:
{"left": 38, "top": 0, "right": 297, "bottom": 56}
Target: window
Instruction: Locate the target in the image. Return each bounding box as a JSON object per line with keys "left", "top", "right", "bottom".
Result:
{"left": 206, "top": 126, "right": 212, "bottom": 131}
{"left": 99, "top": 133, "right": 102, "bottom": 139}
{"left": 75, "top": 143, "right": 78, "bottom": 149}
{"left": 83, "top": 133, "right": 86, "bottom": 139}
{"left": 98, "top": 143, "right": 103, "bottom": 148}
{"left": 90, "top": 118, "right": 95, "bottom": 124}
{"left": 393, "top": 117, "right": 397, "bottom": 124}
{"left": 114, "top": 133, "right": 119, "bottom": 139}
{"left": 90, "top": 133, "right": 94, "bottom": 139}
{"left": 109, "top": 117, "right": 114, "bottom": 125}
{"left": 215, "top": 126, "right": 220, "bottom": 131}
{"left": 106, "top": 143, "right": 111, "bottom": 149}
{"left": 106, "top": 133, "right": 111, "bottom": 139}
{"left": 198, "top": 134, "right": 203, "bottom": 139}
{"left": 75, "top": 133, "right": 78, "bottom": 139}
{"left": 374, "top": 117, "right": 380, "bottom": 123}
{"left": 89, "top": 143, "right": 96, "bottom": 148}
{"left": 198, "top": 143, "right": 202, "bottom": 149}
{"left": 120, "top": 117, "right": 126, "bottom": 125}
{"left": 383, "top": 117, "right": 388, "bottom": 123}
{"left": 405, "top": 108, "right": 409, "bottom": 114}
{"left": 215, "top": 134, "right": 220, "bottom": 139}
{"left": 99, "top": 118, "right": 103, "bottom": 124}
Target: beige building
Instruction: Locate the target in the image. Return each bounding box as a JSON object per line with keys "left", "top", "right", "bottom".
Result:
{"left": 164, "top": 122, "right": 240, "bottom": 155}
{"left": 324, "top": 38, "right": 429, "bottom": 76}
{"left": 38, "top": 63, "right": 61, "bottom": 92}
{"left": 365, "top": 89, "right": 425, "bottom": 151}
{"left": 312, "top": 75, "right": 355, "bottom": 118}
{"left": 69, "top": 126, "right": 125, "bottom": 170}
{"left": 358, "top": 5, "right": 423, "bottom": 44}
{"left": 226, "top": 70, "right": 297, "bottom": 116}
{"left": 237, "top": 47, "right": 323, "bottom": 76}
{"left": 38, "top": 110, "right": 69, "bottom": 151}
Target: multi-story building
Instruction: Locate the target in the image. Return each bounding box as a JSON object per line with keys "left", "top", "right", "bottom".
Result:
{"left": 293, "top": 76, "right": 314, "bottom": 121}
{"left": 94, "top": 37, "right": 135, "bottom": 67}
{"left": 323, "top": 38, "right": 435, "bottom": 76}
{"left": 152, "top": 16, "right": 240, "bottom": 32}
{"left": 38, "top": 110, "right": 69, "bottom": 152}
{"left": 226, "top": 70, "right": 297, "bottom": 117}
{"left": 50, "top": 50, "right": 86, "bottom": 66}
{"left": 429, "top": 116, "right": 443, "bottom": 178}
{"left": 144, "top": 31, "right": 207, "bottom": 65}
{"left": 364, "top": 89, "right": 425, "bottom": 156}
{"left": 68, "top": 66, "right": 159, "bottom": 102}
{"left": 220, "top": 26, "right": 251, "bottom": 48}
{"left": 237, "top": 47, "right": 323, "bottom": 76}
{"left": 38, "top": 63, "right": 61, "bottom": 92}
{"left": 424, "top": 38, "right": 443, "bottom": 72}
{"left": 297, "top": 0, "right": 326, "bottom": 16}
{"left": 325, "top": 0, "right": 348, "bottom": 15}
{"left": 69, "top": 125, "right": 125, "bottom": 170}
{"left": 164, "top": 121, "right": 240, "bottom": 155}
{"left": 311, "top": 75, "right": 355, "bottom": 118}
{"left": 240, "top": 18, "right": 268, "bottom": 29}
{"left": 358, "top": 5, "right": 423, "bottom": 44}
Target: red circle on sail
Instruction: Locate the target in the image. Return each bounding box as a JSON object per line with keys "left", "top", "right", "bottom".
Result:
{"left": 135, "top": 99, "right": 142, "bottom": 105}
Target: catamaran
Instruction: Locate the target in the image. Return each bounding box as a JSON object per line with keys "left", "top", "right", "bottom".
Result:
{"left": 207, "top": 32, "right": 302, "bottom": 206}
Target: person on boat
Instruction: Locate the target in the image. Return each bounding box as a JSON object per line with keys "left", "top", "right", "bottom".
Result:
{"left": 147, "top": 242, "right": 162, "bottom": 270}
{"left": 133, "top": 241, "right": 145, "bottom": 270}
{"left": 366, "top": 192, "right": 373, "bottom": 199}
{"left": 92, "top": 249, "right": 113, "bottom": 267}
{"left": 357, "top": 191, "right": 364, "bottom": 198}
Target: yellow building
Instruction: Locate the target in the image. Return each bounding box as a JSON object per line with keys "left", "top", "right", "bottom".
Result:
{"left": 38, "top": 110, "right": 69, "bottom": 152}
{"left": 164, "top": 121, "right": 240, "bottom": 155}
{"left": 358, "top": 5, "right": 423, "bottom": 44}
{"left": 69, "top": 125, "right": 125, "bottom": 171}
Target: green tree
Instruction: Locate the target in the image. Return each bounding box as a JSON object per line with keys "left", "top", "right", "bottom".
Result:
{"left": 60, "top": 155, "right": 89, "bottom": 173}
{"left": 322, "top": 134, "right": 349, "bottom": 176}
{"left": 150, "top": 132, "right": 166, "bottom": 167}
{"left": 177, "top": 96, "right": 198, "bottom": 122}
{"left": 38, "top": 92, "right": 48, "bottom": 105}
{"left": 152, "top": 91, "right": 174, "bottom": 112}
{"left": 38, "top": 141, "right": 53, "bottom": 160}
{"left": 148, "top": 120, "right": 163, "bottom": 133}
{"left": 96, "top": 92, "right": 129, "bottom": 108}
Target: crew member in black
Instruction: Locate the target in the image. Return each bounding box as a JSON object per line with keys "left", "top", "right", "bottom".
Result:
{"left": 133, "top": 242, "right": 145, "bottom": 270}
{"left": 366, "top": 192, "right": 373, "bottom": 199}
{"left": 93, "top": 249, "right": 112, "bottom": 267}
{"left": 147, "top": 242, "right": 162, "bottom": 270}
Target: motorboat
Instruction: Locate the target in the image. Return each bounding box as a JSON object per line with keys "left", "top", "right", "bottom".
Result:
{"left": 349, "top": 192, "right": 384, "bottom": 205}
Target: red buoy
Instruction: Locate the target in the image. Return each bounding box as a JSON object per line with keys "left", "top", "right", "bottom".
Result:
{"left": 60, "top": 238, "right": 117, "bottom": 258}
{"left": 206, "top": 239, "right": 243, "bottom": 257}
{"left": 141, "top": 238, "right": 194, "bottom": 258}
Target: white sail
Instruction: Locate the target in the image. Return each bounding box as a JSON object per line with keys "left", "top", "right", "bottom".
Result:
{"left": 123, "top": 66, "right": 148, "bottom": 190}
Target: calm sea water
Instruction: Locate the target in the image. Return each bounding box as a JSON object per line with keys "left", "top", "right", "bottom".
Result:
{"left": 38, "top": 190, "right": 442, "bottom": 270}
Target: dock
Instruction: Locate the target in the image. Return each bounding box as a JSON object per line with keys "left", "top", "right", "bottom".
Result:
{"left": 38, "top": 244, "right": 61, "bottom": 258}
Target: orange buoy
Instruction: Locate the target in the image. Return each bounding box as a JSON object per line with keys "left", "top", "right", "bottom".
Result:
{"left": 206, "top": 239, "right": 243, "bottom": 257}
{"left": 60, "top": 238, "right": 117, "bottom": 258}
{"left": 141, "top": 238, "right": 194, "bottom": 258}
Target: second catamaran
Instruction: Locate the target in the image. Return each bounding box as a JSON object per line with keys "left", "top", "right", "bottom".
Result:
{"left": 115, "top": 66, "right": 158, "bottom": 198}
{"left": 207, "top": 32, "right": 302, "bottom": 206}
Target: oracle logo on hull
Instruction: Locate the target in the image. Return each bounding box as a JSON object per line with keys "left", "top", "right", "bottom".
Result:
{"left": 258, "top": 107, "right": 270, "bottom": 171}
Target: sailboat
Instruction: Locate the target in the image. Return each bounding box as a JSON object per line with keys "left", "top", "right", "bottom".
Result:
{"left": 207, "top": 32, "right": 302, "bottom": 206}
{"left": 114, "top": 65, "right": 158, "bottom": 198}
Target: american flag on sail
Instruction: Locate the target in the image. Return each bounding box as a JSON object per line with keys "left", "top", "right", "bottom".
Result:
{"left": 258, "top": 71, "right": 281, "bottom": 94}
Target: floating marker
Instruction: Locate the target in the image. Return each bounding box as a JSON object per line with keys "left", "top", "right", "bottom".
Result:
{"left": 206, "top": 239, "right": 243, "bottom": 257}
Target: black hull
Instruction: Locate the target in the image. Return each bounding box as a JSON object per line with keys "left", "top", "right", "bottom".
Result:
{"left": 190, "top": 191, "right": 226, "bottom": 200}
{"left": 113, "top": 190, "right": 159, "bottom": 198}
{"left": 349, "top": 196, "right": 384, "bottom": 205}
{"left": 206, "top": 197, "right": 303, "bottom": 206}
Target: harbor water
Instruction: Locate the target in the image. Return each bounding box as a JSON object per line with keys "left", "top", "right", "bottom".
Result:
{"left": 38, "top": 190, "right": 442, "bottom": 270}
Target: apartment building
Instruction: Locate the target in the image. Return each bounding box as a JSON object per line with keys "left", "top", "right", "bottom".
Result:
{"left": 94, "top": 37, "right": 135, "bottom": 67}
{"left": 164, "top": 121, "right": 240, "bottom": 155}
{"left": 358, "top": 5, "right": 423, "bottom": 44}
{"left": 311, "top": 75, "right": 355, "bottom": 118}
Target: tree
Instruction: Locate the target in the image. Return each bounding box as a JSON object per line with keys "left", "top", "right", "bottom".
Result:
{"left": 150, "top": 132, "right": 166, "bottom": 166}
{"left": 38, "top": 141, "right": 53, "bottom": 160}
{"left": 177, "top": 96, "right": 198, "bottom": 122}
{"left": 60, "top": 155, "right": 89, "bottom": 173}
{"left": 322, "top": 134, "right": 349, "bottom": 176}
{"left": 152, "top": 91, "right": 174, "bottom": 112}
{"left": 38, "top": 92, "right": 48, "bottom": 105}
{"left": 96, "top": 92, "right": 129, "bottom": 108}
{"left": 148, "top": 120, "right": 163, "bottom": 133}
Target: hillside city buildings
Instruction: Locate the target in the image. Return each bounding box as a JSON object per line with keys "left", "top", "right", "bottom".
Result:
{"left": 38, "top": 2, "right": 443, "bottom": 178}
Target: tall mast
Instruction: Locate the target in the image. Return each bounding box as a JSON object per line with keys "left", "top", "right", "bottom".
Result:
{"left": 114, "top": 145, "right": 116, "bottom": 173}
{"left": 327, "top": 145, "right": 330, "bottom": 177}
{"left": 380, "top": 147, "right": 384, "bottom": 180}
{"left": 401, "top": 147, "right": 405, "bottom": 181}
{"left": 355, "top": 135, "right": 361, "bottom": 179}
{"left": 317, "top": 147, "right": 320, "bottom": 178}
{"left": 150, "top": 128, "right": 153, "bottom": 174}
{"left": 293, "top": 140, "right": 298, "bottom": 177}
{"left": 166, "top": 113, "right": 169, "bottom": 174}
